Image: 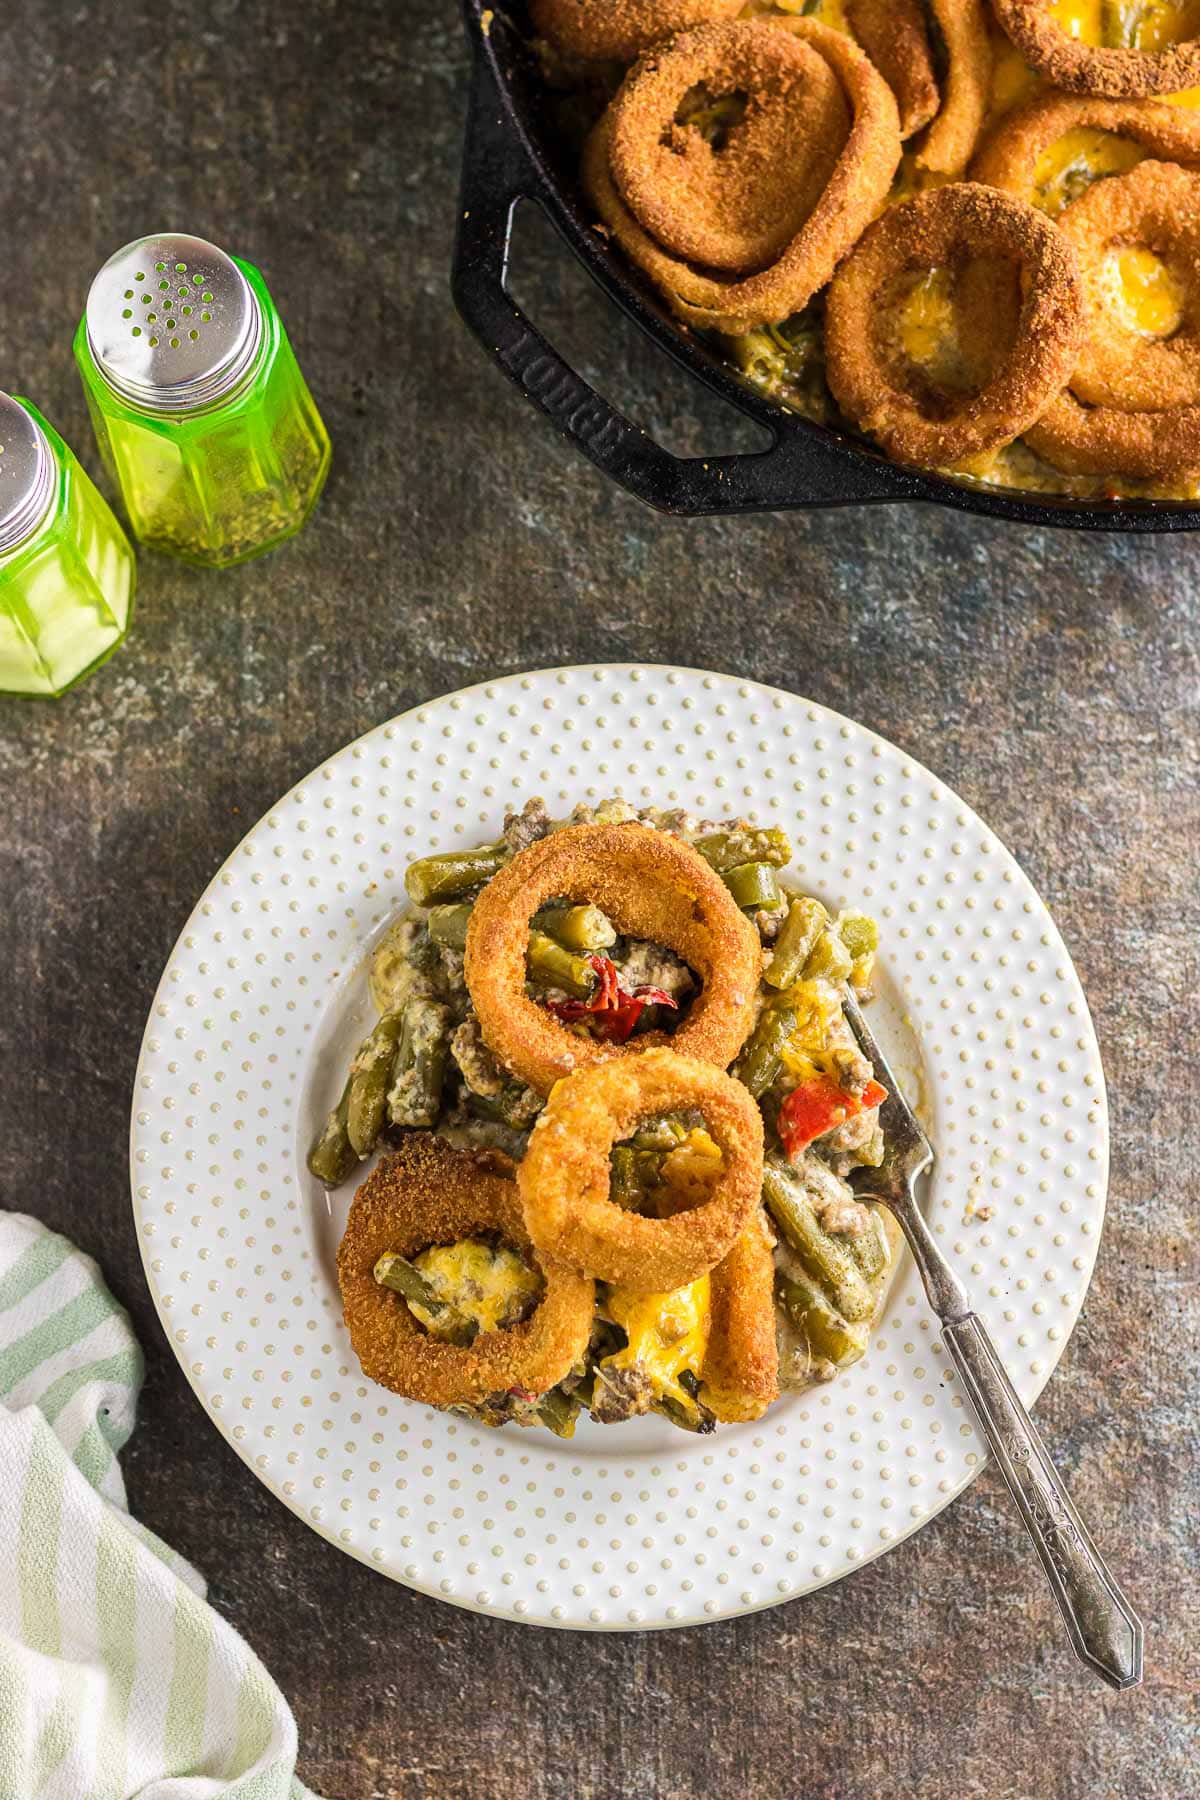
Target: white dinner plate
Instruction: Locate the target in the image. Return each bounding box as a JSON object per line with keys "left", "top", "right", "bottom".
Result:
{"left": 129, "top": 665, "right": 1108, "bottom": 1630}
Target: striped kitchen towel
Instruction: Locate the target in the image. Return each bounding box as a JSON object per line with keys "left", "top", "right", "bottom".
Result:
{"left": 0, "top": 1210, "right": 323, "bottom": 1800}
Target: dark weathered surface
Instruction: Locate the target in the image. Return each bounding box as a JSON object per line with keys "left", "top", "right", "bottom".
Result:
{"left": 1, "top": 3, "right": 1196, "bottom": 1795}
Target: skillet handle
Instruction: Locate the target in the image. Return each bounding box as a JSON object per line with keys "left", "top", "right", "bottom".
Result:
{"left": 450, "top": 18, "right": 906, "bottom": 518}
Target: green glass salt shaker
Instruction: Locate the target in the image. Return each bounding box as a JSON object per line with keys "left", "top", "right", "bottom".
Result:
{"left": 0, "top": 393, "right": 136, "bottom": 698}
{"left": 74, "top": 233, "right": 330, "bottom": 569}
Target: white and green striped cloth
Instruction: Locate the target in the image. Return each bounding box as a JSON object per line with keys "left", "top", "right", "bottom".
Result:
{"left": 0, "top": 1211, "right": 322, "bottom": 1800}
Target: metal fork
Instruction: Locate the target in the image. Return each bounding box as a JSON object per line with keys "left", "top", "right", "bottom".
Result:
{"left": 841, "top": 989, "right": 1144, "bottom": 1691}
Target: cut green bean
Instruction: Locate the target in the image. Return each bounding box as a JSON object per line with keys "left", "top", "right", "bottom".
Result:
{"left": 850, "top": 1207, "right": 891, "bottom": 1282}
{"left": 733, "top": 1000, "right": 798, "bottom": 1098}
{"left": 776, "top": 1271, "right": 870, "bottom": 1369}
{"left": 802, "top": 925, "right": 854, "bottom": 984}
{"left": 726, "top": 329, "right": 787, "bottom": 384}
{"left": 346, "top": 1013, "right": 405, "bottom": 1158}
{"left": 307, "top": 1083, "right": 357, "bottom": 1187}
{"left": 761, "top": 1162, "right": 875, "bottom": 1322}
{"left": 837, "top": 909, "right": 879, "bottom": 964}
{"left": 609, "top": 1146, "right": 641, "bottom": 1209}
{"left": 658, "top": 1392, "right": 717, "bottom": 1434}
{"left": 388, "top": 997, "right": 451, "bottom": 1129}
{"left": 630, "top": 1114, "right": 688, "bottom": 1150}
{"left": 373, "top": 1253, "right": 478, "bottom": 1346}
{"left": 426, "top": 903, "right": 473, "bottom": 952}
{"left": 722, "top": 861, "right": 782, "bottom": 910}
{"left": 694, "top": 826, "right": 793, "bottom": 873}
{"left": 766, "top": 896, "right": 829, "bottom": 989}
{"left": 609, "top": 1145, "right": 662, "bottom": 1210}
{"left": 404, "top": 844, "right": 507, "bottom": 907}
{"left": 526, "top": 930, "right": 599, "bottom": 999}
{"left": 536, "top": 1386, "right": 581, "bottom": 1438}
{"left": 692, "top": 825, "right": 792, "bottom": 874}
{"left": 532, "top": 903, "right": 616, "bottom": 952}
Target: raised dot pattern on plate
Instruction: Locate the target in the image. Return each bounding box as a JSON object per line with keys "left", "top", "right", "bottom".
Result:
{"left": 129, "top": 665, "right": 1108, "bottom": 1630}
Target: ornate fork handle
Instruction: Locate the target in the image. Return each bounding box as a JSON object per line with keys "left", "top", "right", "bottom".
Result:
{"left": 883, "top": 1193, "right": 1143, "bottom": 1689}
{"left": 942, "top": 1314, "right": 1143, "bottom": 1689}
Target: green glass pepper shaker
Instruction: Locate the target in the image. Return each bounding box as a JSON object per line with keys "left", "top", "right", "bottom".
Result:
{"left": 0, "top": 393, "right": 136, "bottom": 698}
{"left": 74, "top": 233, "right": 331, "bottom": 568}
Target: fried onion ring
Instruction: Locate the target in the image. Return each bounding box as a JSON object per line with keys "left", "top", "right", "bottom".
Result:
{"left": 583, "top": 17, "right": 901, "bottom": 332}
{"left": 844, "top": 0, "right": 939, "bottom": 140}
{"left": 971, "top": 92, "right": 1200, "bottom": 210}
{"left": 990, "top": 0, "right": 1200, "bottom": 99}
{"left": 914, "top": 0, "right": 993, "bottom": 178}
{"left": 1026, "top": 160, "right": 1200, "bottom": 479}
{"left": 464, "top": 822, "right": 760, "bottom": 1095}
{"left": 700, "top": 1206, "right": 780, "bottom": 1422}
{"left": 825, "top": 181, "right": 1085, "bottom": 466}
{"left": 337, "top": 1135, "right": 593, "bottom": 1405}
{"left": 518, "top": 1048, "right": 765, "bottom": 1291}
{"left": 607, "top": 22, "right": 851, "bottom": 272}
{"left": 529, "top": 0, "right": 742, "bottom": 65}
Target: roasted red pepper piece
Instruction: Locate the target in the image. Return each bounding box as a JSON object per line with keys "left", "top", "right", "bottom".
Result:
{"left": 543, "top": 955, "right": 677, "bottom": 1044}
{"left": 778, "top": 1075, "right": 887, "bottom": 1158}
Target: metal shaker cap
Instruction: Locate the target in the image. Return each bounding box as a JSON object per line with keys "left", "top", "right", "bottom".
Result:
{"left": 0, "top": 395, "right": 55, "bottom": 556}
{"left": 85, "top": 233, "right": 263, "bottom": 413}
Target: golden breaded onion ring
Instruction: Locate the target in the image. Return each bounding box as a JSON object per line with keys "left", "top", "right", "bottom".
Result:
{"left": 971, "top": 92, "right": 1200, "bottom": 210}
{"left": 337, "top": 1136, "right": 594, "bottom": 1406}
{"left": 845, "top": 0, "right": 939, "bottom": 140}
{"left": 1026, "top": 160, "right": 1200, "bottom": 480}
{"left": 991, "top": 0, "right": 1200, "bottom": 99}
{"left": 914, "top": 0, "right": 992, "bottom": 178}
{"left": 583, "top": 17, "right": 901, "bottom": 333}
{"left": 700, "top": 1207, "right": 780, "bottom": 1423}
{"left": 529, "top": 0, "right": 742, "bottom": 64}
{"left": 464, "top": 822, "right": 760, "bottom": 1095}
{"left": 825, "top": 181, "right": 1085, "bottom": 466}
{"left": 518, "top": 1049, "right": 765, "bottom": 1292}
{"left": 608, "top": 21, "right": 852, "bottom": 272}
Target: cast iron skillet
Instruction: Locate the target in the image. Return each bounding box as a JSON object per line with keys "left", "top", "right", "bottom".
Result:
{"left": 451, "top": 0, "right": 1200, "bottom": 532}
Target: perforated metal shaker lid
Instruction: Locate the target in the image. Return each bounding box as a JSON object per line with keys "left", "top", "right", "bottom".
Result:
{"left": 85, "top": 233, "right": 263, "bottom": 412}
{"left": 0, "top": 395, "right": 55, "bottom": 556}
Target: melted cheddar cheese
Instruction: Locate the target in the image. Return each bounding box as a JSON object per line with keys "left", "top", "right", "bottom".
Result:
{"left": 1050, "top": 0, "right": 1107, "bottom": 39}
{"left": 778, "top": 978, "right": 844, "bottom": 1083}
{"left": 1049, "top": 0, "right": 1200, "bottom": 46}
{"left": 897, "top": 268, "right": 968, "bottom": 384}
{"left": 603, "top": 1276, "right": 712, "bottom": 1413}
{"left": 659, "top": 1127, "right": 724, "bottom": 1210}
{"left": 1101, "top": 244, "right": 1186, "bottom": 333}
{"left": 1031, "top": 125, "right": 1146, "bottom": 213}
{"left": 410, "top": 1239, "right": 541, "bottom": 1335}
{"left": 991, "top": 32, "right": 1044, "bottom": 117}
{"left": 743, "top": 0, "right": 850, "bottom": 28}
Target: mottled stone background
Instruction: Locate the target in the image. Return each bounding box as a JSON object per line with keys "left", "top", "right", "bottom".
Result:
{"left": 1, "top": 3, "right": 1196, "bottom": 1795}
